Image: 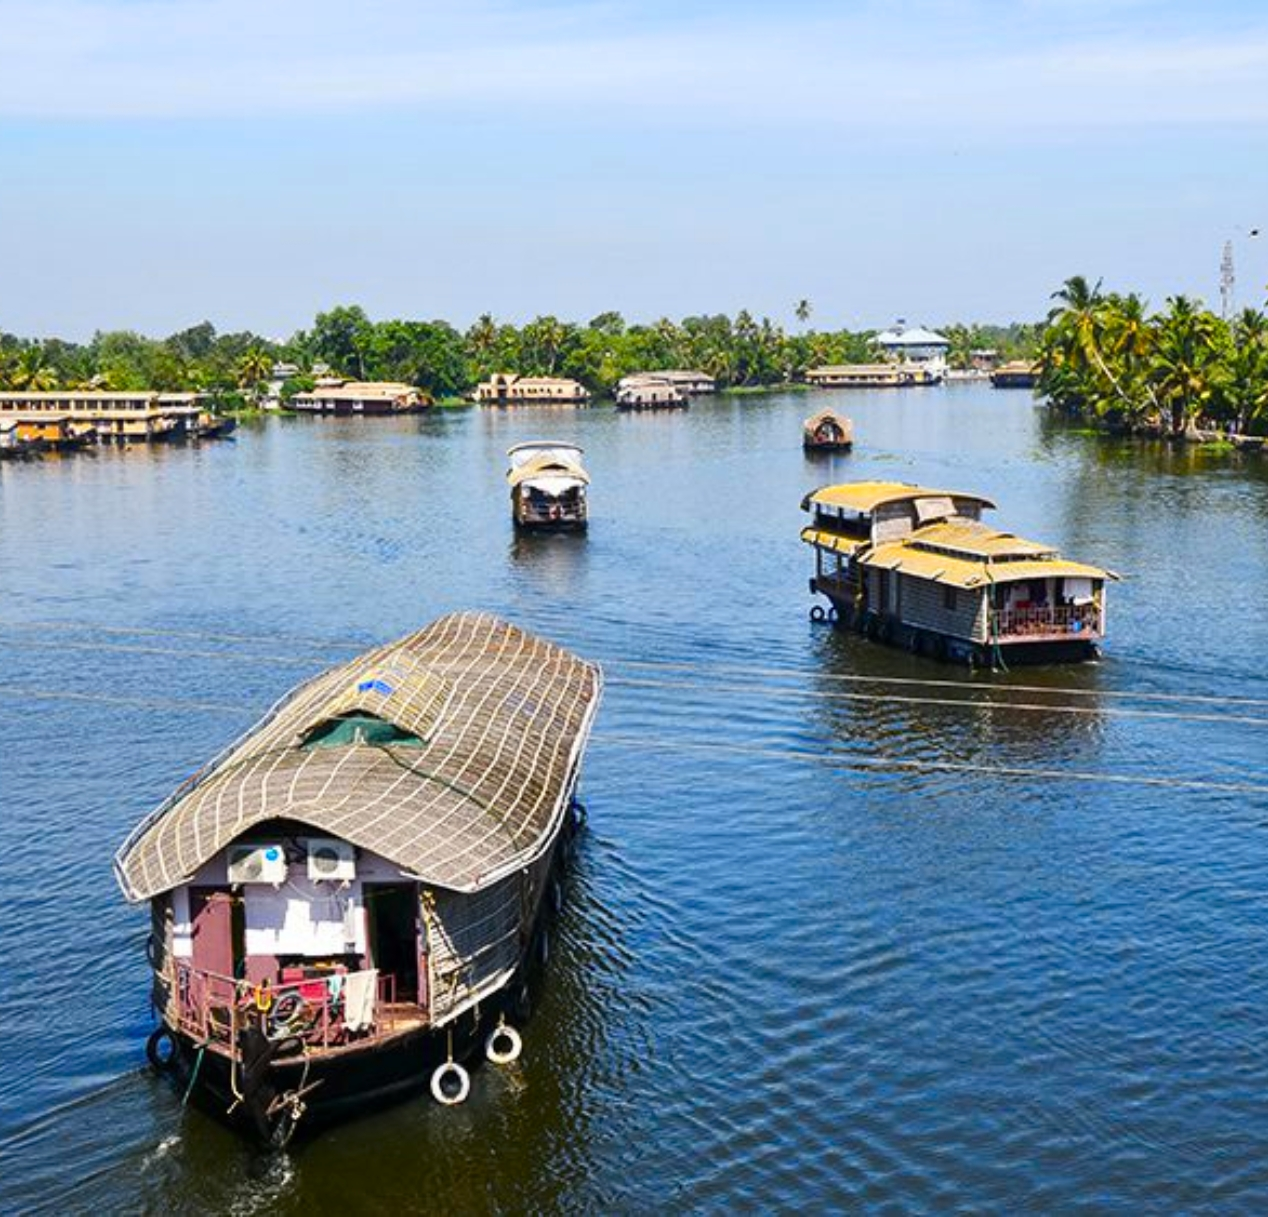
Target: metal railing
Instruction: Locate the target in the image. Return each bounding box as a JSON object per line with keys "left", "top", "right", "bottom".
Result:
{"left": 991, "top": 603, "right": 1101, "bottom": 640}
{"left": 172, "top": 962, "right": 404, "bottom": 1050}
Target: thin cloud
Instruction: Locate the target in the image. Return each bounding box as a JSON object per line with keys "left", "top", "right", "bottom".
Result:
{"left": 0, "top": 0, "right": 1266, "bottom": 129}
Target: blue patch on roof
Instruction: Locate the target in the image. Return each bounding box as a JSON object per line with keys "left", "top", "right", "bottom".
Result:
{"left": 357, "top": 678, "right": 395, "bottom": 696}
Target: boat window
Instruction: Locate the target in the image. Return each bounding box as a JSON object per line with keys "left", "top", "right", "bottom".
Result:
{"left": 301, "top": 712, "right": 425, "bottom": 749}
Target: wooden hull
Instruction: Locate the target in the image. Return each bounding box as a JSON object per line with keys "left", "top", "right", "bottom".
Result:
{"left": 292, "top": 402, "right": 425, "bottom": 416}
{"left": 803, "top": 439, "right": 853, "bottom": 452}
{"left": 811, "top": 577, "right": 1100, "bottom": 667}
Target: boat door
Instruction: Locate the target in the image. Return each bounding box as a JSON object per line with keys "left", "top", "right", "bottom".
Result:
{"left": 189, "top": 888, "right": 244, "bottom": 978}
{"left": 364, "top": 883, "right": 421, "bottom": 1004}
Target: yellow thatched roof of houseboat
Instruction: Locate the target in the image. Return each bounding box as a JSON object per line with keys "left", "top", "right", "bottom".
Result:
{"left": 866, "top": 524, "right": 1115, "bottom": 589}
{"left": 802, "top": 481, "right": 997, "bottom": 514}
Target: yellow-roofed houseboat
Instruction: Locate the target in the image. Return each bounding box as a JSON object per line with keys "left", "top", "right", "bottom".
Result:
{"left": 801, "top": 482, "right": 1117, "bottom": 665}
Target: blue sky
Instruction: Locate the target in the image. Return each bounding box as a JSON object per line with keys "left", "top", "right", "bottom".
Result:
{"left": 1, "top": 0, "right": 1266, "bottom": 339}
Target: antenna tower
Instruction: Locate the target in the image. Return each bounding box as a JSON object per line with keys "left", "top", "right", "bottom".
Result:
{"left": 1220, "top": 240, "right": 1235, "bottom": 319}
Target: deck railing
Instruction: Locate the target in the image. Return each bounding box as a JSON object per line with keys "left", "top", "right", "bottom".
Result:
{"left": 991, "top": 603, "right": 1101, "bottom": 640}
{"left": 172, "top": 962, "right": 404, "bottom": 1050}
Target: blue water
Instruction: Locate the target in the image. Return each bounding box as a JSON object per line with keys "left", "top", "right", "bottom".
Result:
{"left": 2, "top": 387, "right": 1268, "bottom": 1211}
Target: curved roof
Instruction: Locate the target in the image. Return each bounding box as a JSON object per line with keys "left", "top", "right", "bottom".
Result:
{"left": 803, "top": 408, "right": 853, "bottom": 432}
{"left": 114, "top": 613, "right": 603, "bottom": 902}
{"left": 801, "top": 481, "right": 997, "bottom": 514}
{"left": 507, "top": 453, "right": 590, "bottom": 488}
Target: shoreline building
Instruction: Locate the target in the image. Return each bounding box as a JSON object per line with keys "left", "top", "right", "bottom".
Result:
{"left": 475, "top": 374, "right": 590, "bottom": 407}
{"left": 874, "top": 322, "right": 950, "bottom": 379}
{"left": 0, "top": 390, "right": 199, "bottom": 442}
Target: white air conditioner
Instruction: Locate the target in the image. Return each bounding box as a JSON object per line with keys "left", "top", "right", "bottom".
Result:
{"left": 306, "top": 838, "right": 356, "bottom": 882}
{"left": 227, "top": 843, "right": 288, "bottom": 886}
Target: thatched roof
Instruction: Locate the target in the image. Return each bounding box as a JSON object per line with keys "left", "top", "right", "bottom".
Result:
{"left": 114, "top": 613, "right": 602, "bottom": 902}
{"left": 803, "top": 408, "right": 853, "bottom": 436}
{"left": 506, "top": 452, "right": 590, "bottom": 488}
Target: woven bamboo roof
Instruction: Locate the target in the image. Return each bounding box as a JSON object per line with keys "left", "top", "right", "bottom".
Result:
{"left": 115, "top": 613, "right": 602, "bottom": 902}
{"left": 803, "top": 408, "right": 853, "bottom": 435}
{"left": 507, "top": 453, "right": 590, "bottom": 488}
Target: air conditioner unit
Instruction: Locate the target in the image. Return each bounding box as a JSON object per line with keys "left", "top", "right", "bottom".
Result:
{"left": 306, "top": 838, "right": 356, "bottom": 882}
{"left": 227, "top": 843, "right": 288, "bottom": 886}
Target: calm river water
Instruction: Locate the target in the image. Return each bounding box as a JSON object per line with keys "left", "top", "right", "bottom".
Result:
{"left": 3, "top": 386, "right": 1268, "bottom": 1212}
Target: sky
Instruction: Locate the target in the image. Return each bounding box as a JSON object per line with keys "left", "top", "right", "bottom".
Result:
{"left": 1, "top": 0, "right": 1267, "bottom": 341}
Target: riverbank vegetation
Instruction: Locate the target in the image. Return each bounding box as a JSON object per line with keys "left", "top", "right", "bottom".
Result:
{"left": 1039, "top": 276, "right": 1268, "bottom": 437}
{"left": 0, "top": 307, "right": 1039, "bottom": 405}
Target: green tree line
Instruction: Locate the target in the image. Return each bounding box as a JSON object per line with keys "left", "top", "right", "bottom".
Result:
{"left": 0, "top": 305, "right": 1039, "bottom": 404}
{"left": 1039, "top": 276, "right": 1268, "bottom": 436}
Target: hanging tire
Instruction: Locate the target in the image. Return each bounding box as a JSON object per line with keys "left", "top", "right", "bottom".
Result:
{"left": 809, "top": 605, "right": 826, "bottom": 623}
{"left": 485, "top": 1023, "right": 523, "bottom": 1066}
{"left": 430, "top": 1061, "right": 471, "bottom": 1106}
{"left": 146, "top": 1026, "right": 178, "bottom": 1073}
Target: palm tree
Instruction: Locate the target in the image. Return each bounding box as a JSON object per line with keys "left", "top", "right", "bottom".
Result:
{"left": 795, "top": 299, "right": 812, "bottom": 330}
{"left": 1148, "top": 296, "right": 1226, "bottom": 434}
{"left": 10, "top": 346, "right": 59, "bottom": 391}
{"left": 235, "top": 347, "right": 273, "bottom": 400}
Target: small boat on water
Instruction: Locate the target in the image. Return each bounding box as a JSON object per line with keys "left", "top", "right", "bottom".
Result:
{"left": 801, "top": 481, "right": 1117, "bottom": 665}
{"left": 802, "top": 408, "right": 854, "bottom": 452}
{"left": 115, "top": 612, "right": 603, "bottom": 1145}
{"left": 507, "top": 441, "right": 590, "bottom": 530}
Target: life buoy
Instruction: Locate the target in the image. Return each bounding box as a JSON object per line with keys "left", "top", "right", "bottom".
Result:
{"left": 145, "top": 1026, "right": 178, "bottom": 1073}
{"left": 810, "top": 605, "right": 826, "bottom": 623}
{"left": 430, "top": 1060, "right": 470, "bottom": 1106}
{"left": 485, "top": 1023, "right": 523, "bottom": 1066}
{"left": 253, "top": 981, "right": 274, "bottom": 1013}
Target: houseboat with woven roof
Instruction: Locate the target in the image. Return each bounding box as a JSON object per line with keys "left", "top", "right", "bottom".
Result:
{"left": 801, "top": 482, "right": 1116, "bottom": 665}
{"left": 115, "top": 613, "right": 602, "bottom": 1145}
{"left": 507, "top": 441, "right": 589, "bottom": 530}
{"left": 475, "top": 374, "right": 590, "bottom": 407}
{"left": 803, "top": 408, "right": 854, "bottom": 451}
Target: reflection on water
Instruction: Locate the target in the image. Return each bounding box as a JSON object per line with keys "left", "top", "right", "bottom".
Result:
{"left": 3, "top": 386, "right": 1268, "bottom": 1210}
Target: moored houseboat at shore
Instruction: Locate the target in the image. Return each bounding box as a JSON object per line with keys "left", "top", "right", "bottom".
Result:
{"left": 475, "top": 374, "right": 590, "bottom": 406}
{"left": 801, "top": 481, "right": 1116, "bottom": 665}
{"left": 990, "top": 361, "right": 1039, "bottom": 389}
{"left": 615, "top": 377, "right": 688, "bottom": 410}
{"left": 115, "top": 613, "right": 602, "bottom": 1145}
{"left": 0, "top": 390, "right": 195, "bottom": 442}
{"left": 507, "top": 441, "right": 589, "bottom": 529}
{"left": 806, "top": 363, "right": 942, "bottom": 389}
{"left": 803, "top": 408, "right": 854, "bottom": 451}
{"left": 291, "top": 381, "right": 430, "bottom": 415}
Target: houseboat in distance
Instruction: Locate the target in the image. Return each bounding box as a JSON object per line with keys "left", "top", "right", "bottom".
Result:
{"left": 291, "top": 380, "right": 430, "bottom": 415}
{"left": 475, "top": 374, "right": 590, "bottom": 407}
{"left": 803, "top": 408, "right": 854, "bottom": 452}
{"left": 991, "top": 361, "right": 1039, "bottom": 389}
{"left": 801, "top": 481, "right": 1116, "bottom": 665}
{"left": 0, "top": 390, "right": 195, "bottom": 442}
{"left": 507, "top": 442, "right": 589, "bottom": 530}
{"left": 615, "top": 377, "right": 688, "bottom": 410}
{"left": 805, "top": 364, "right": 942, "bottom": 389}
{"left": 115, "top": 613, "right": 602, "bottom": 1146}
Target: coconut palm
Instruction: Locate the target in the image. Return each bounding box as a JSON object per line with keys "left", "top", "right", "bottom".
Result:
{"left": 1148, "top": 296, "right": 1227, "bottom": 434}
{"left": 795, "top": 299, "right": 812, "bottom": 329}
{"left": 235, "top": 347, "right": 273, "bottom": 399}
